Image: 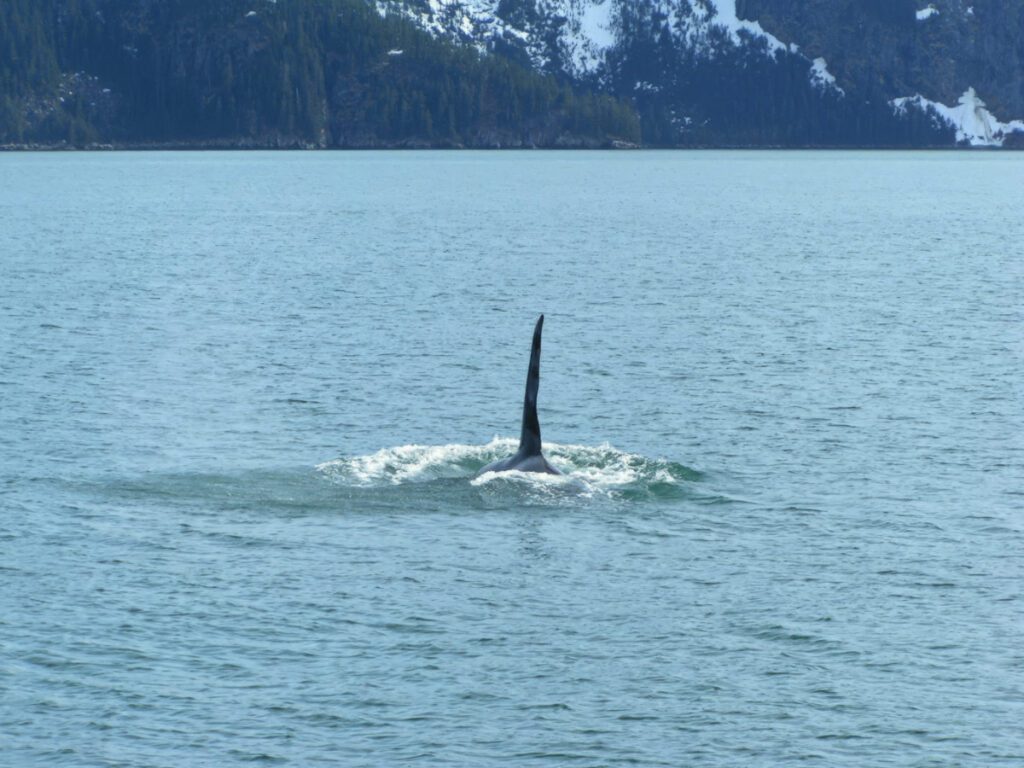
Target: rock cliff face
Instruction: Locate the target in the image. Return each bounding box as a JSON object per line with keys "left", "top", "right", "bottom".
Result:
{"left": 376, "top": 0, "right": 1024, "bottom": 146}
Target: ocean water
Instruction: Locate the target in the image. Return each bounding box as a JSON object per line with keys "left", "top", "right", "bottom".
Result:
{"left": 1, "top": 150, "right": 1022, "bottom": 767}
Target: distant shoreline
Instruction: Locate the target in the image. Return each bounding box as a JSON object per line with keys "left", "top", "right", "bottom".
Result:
{"left": 1, "top": 141, "right": 1013, "bottom": 152}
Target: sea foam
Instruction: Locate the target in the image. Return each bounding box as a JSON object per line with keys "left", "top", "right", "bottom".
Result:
{"left": 316, "top": 438, "right": 699, "bottom": 498}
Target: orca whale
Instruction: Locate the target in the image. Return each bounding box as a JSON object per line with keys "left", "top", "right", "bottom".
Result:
{"left": 477, "top": 314, "right": 563, "bottom": 476}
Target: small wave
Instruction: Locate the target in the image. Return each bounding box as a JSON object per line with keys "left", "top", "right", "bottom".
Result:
{"left": 317, "top": 441, "right": 499, "bottom": 486}
{"left": 316, "top": 438, "right": 700, "bottom": 499}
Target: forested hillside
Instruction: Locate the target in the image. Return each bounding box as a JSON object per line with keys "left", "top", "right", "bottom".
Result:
{"left": 605, "top": 2, "right": 953, "bottom": 147}
{"left": 738, "top": 0, "right": 1024, "bottom": 119}
{"left": 374, "top": 0, "right": 1024, "bottom": 147}
{"left": 4, "top": 0, "right": 1015, "bottom": 148}
{"left": 0, "top": 0, "right": 640, "bottom": 147}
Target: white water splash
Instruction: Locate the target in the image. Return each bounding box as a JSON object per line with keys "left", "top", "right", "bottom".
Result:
{"left": 316, "top": 439, "right": 505, "bottom": 485}
{"left": 317, "top": 438, "right": 696, "bottom": 494}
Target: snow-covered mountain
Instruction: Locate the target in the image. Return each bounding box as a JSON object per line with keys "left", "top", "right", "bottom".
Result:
{"left": 374, "top": 0, "right": 1024, "bottom": 147}
{"left": 373, "top": 0, "right": 807, "bottom": 78}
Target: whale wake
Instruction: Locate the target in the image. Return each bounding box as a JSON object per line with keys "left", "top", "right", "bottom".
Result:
{"left": 316, "top": 438, "right": 701, "bottom": 499}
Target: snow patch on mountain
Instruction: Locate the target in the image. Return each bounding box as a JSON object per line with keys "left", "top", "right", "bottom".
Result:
{"left": 810, "top": 57, "right": 844, "bottom": 96}
{"left": 892, "top": 88, "right": 1024, "bottom": 146}
{"left": 375, "top": 0, "right": 528, "bottom": 59}
{"left": 563, "top": 0, "right": 617, "bottom": 74}
{"left": 709, "top": 0, "right": 786, "bottom": 54}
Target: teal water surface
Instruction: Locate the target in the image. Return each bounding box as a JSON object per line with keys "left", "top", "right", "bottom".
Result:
{"left": 1, "top": 151, "right": 1022, "bottom": 766}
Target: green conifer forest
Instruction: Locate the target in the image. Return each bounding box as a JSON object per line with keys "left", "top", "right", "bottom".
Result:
{"left": 0, "top": 0, "right": 640, "bottom": 147}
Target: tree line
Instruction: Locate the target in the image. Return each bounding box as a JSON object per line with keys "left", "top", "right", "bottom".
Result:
{"left": 0, "top": 0, "right": 640, "bottom": 147}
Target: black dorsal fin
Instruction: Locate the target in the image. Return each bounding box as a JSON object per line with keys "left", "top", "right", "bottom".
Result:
{"left": 518, "top": 314, "right": 544, "bottom": 457}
